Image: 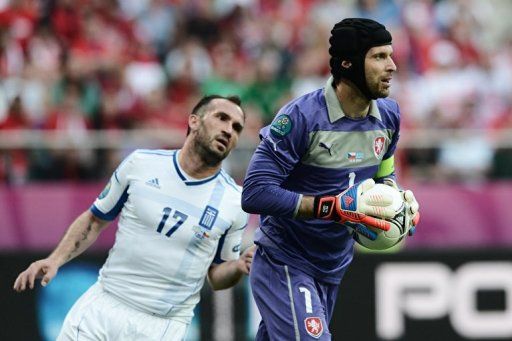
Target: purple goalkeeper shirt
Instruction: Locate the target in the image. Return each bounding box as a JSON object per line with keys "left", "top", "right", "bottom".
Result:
{"left": 242, "top": 77, "right": 401, "bottom": 283}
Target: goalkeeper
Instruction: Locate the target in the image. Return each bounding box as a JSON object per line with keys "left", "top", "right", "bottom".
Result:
{"left": 242, "top": 18, "right": 419, "bottom": 340}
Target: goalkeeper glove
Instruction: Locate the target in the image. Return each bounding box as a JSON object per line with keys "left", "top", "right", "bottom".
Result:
{"left": 313, "top": 179, "right": 397, "bottom": 231}
{"left": 344, "top": 221, "right": 378, "bottom": 241}
{"left": 383, "top": 178, "right": 420, "bottom": 235}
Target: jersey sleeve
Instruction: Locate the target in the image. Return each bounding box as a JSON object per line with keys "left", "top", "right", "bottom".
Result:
{"left": 382, "top": 101, "right": 401, "bottom": 161}
{"left": 90, "top": 151, "right": 136, "bottom": 221}
{"left": 375, "top": 102, "right": 401, "bottom": 182}
{"left": 242, "top": 105, "right": 309, "bottom": 217}
{"left": 212, "top": 210, "right": 249, "bottom": 264}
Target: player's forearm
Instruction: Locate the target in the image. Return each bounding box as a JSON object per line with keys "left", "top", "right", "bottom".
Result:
{"left": 242, "top": 146, "right": 302, "bottom": 217}
{"left": 207, "top": 261, "right": 244, "bottom": 291}
{"left": 47, "top": 210, "right": 107, "bottom": 267}
{"left": 294, "top": 195, "right": 315, "bottom": 219}
{"left": 241, "top": 183, "right": 300, "bottom": 217}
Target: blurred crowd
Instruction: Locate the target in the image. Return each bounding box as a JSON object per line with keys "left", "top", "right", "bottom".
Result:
{"left": 0, "top": 0, "right": 511, "bottom": 183}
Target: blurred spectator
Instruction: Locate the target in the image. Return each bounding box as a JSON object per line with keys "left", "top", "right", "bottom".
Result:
{"left": 164, "top": 39, "right": 210, "bottom": 126}
{"left": 0, "top": 26, "right": 24, "bottom": 78}
{"left": 124, "top": 40, "right": 166, "bottom": 100}
{"left": 134, "top": 0, "right": 179, "bottom": 60}
{"left": 0, "top": 95, "right": 28, "bottom": 128}
{"left": 289, "top": 23, "right": 329, "bottom": 98}
{"left": 51, "top": 69, "right": 101, "bottom": 126}
{"left": 165, "top": 38, "right": 212, "bottom": 84}
{"left": 244, "top": 46, "right": 291, "bottom": 124}
{"left": 354, "top": 0, "right": 401, "bottom": 28}
{"left": 183, "top": 0, "right": 220, "bottom": 46}
{"left": 31, "top": 83, "right": 96, "bottom": 180}
{"left": 0, "top": 96, "right": 30, "bottom": 183}
{"left": 50, "top": 0, "right": 82, "bottom": 48}
{"left": 140, "top": 87, "right": 188, "bottom": 131}
{"left": 0, "top": 0, "right": 39, "bottom": 50}
{"left": 201, "top": 38, "right": 247, "bottom": 97}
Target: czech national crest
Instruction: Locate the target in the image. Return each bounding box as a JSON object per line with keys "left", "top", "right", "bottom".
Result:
{"left": 373, "top": 136, "right": 386, "bottom": 159}
{"left": 304, "top": 317, "right": 323, "bottom": 338}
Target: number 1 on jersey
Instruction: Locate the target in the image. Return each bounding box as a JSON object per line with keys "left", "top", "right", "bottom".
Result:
{"left": 348, "top": 172, "right": 356, "bottom": 187}
{"left": 299, "top": 287, "right": 313, "bottom": 313}
{"left": 157, "top": 207, "right": 188, "bottom": 237}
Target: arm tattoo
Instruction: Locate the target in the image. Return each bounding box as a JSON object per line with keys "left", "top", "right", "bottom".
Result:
{"left": 81, "top": 223, "right": 92, "bottom": 241}
{"left": 67, "top": 242, "right": 80, "bottom": 261}
{"left": 66, "top": 222, "right": 93, "bottom": 261}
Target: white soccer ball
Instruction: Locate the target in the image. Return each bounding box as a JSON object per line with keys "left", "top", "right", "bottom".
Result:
{"left": 351, "top": 184, "right": 408, "bottom": 251}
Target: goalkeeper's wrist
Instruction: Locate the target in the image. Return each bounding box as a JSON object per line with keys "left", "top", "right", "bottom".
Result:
{"left": 313, "top": 195, "right": 337, "bottom": 219}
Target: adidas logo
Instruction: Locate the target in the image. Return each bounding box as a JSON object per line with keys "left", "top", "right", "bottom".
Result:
{"left": 343, "top": 196, "right": 354, "bottom": 207}
{"left": 146, "top": 178, "right": 160, "bottom": 188}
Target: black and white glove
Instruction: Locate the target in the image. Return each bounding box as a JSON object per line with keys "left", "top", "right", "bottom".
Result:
{"left": 383, "top": 178, "right": 420, "bottom": 236}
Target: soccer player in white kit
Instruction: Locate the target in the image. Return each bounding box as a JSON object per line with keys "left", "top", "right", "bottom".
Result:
{"left": 13, "top": 95, "right": 255, "bottom": 340}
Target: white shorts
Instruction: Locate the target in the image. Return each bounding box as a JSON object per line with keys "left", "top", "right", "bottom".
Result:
{"left": 57, "top": 282, "right": 189, "bottom": 341}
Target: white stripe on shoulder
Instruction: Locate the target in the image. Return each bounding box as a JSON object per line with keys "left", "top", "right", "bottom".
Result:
{"left": 219, "top": 171, "right": 241, "bottom": 192}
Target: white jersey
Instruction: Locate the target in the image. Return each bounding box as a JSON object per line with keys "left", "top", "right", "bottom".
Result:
{"left": 90, "top": 149, "right": 248, "bottom": 322}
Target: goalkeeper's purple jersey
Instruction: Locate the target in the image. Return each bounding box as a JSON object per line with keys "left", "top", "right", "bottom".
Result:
{"left": 242, "top": 77, "right": 401, "bottom": 283}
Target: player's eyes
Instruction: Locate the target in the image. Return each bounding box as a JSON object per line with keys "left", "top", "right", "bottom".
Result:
{"left": 233, "top": 123, "right": 243, "bottom": 133}
{"left": 217, "top": 112, "right": 229, "bottom": 121}
{"left": 374, "top": 53, "right": 391, "bottom": 60}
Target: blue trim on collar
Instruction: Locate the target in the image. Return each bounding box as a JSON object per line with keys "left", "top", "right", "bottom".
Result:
{"left": 184, "top": 172, "right": 221, "bottom": 186}
{"left": 173, "top": 150, "right": 221, "bottom": 186}
{"left": 173, "top": 151, "right": 187, "bottom": 181}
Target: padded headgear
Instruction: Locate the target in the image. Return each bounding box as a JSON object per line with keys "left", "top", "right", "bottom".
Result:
{"left": 329, "top": 18, "right": 392, "bottom": 100}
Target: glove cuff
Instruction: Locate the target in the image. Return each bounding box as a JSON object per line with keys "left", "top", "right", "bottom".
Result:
{"left": 314, "top": 195, "right": 336, "bottom": 219}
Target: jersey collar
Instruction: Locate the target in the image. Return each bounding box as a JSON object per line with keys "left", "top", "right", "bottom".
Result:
{"left": 323, "top": 76, "right": 382, "bottom": 123}
{"left": 173, "top": 150, "right": 221, "bottom": 186}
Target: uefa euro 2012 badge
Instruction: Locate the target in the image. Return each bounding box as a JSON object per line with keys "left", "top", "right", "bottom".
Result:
{"left": 98, "top": 180, "right": 111, "bottom": 199}
{"left": 270, "top": 114, "right": 292, "bottom": 137}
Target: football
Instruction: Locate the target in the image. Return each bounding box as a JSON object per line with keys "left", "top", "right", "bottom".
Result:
{"left": 350, "top": 183, "right": 409, "bottom": 251}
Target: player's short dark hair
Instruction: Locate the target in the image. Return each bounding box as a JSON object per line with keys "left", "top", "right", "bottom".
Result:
{"left": 187, "top": 95, "right": 244, "bottom": 135}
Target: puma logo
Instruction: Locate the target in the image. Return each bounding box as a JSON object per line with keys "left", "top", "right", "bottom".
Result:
{"left": 267, "top": 136, "right": 282, "bottom": 151}
{"left": 319, "top": 142, "right": 334, "bottom": 156}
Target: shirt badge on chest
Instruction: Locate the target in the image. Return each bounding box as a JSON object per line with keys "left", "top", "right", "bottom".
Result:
{"left": 192, "top": 225, "right": 211, "bottom": 240}
{"left": 347, "top": 151, "right": 364, "bottom": 163}
{"left": 373, "top": 136, "right": 386, "bottom": 159}
{"left": 199, "top": 205, "right": 218, "bottom": 230}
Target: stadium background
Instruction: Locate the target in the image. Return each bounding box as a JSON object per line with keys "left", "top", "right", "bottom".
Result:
{"left": 1, "top": 0, "right": 512, "bottom": 340}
